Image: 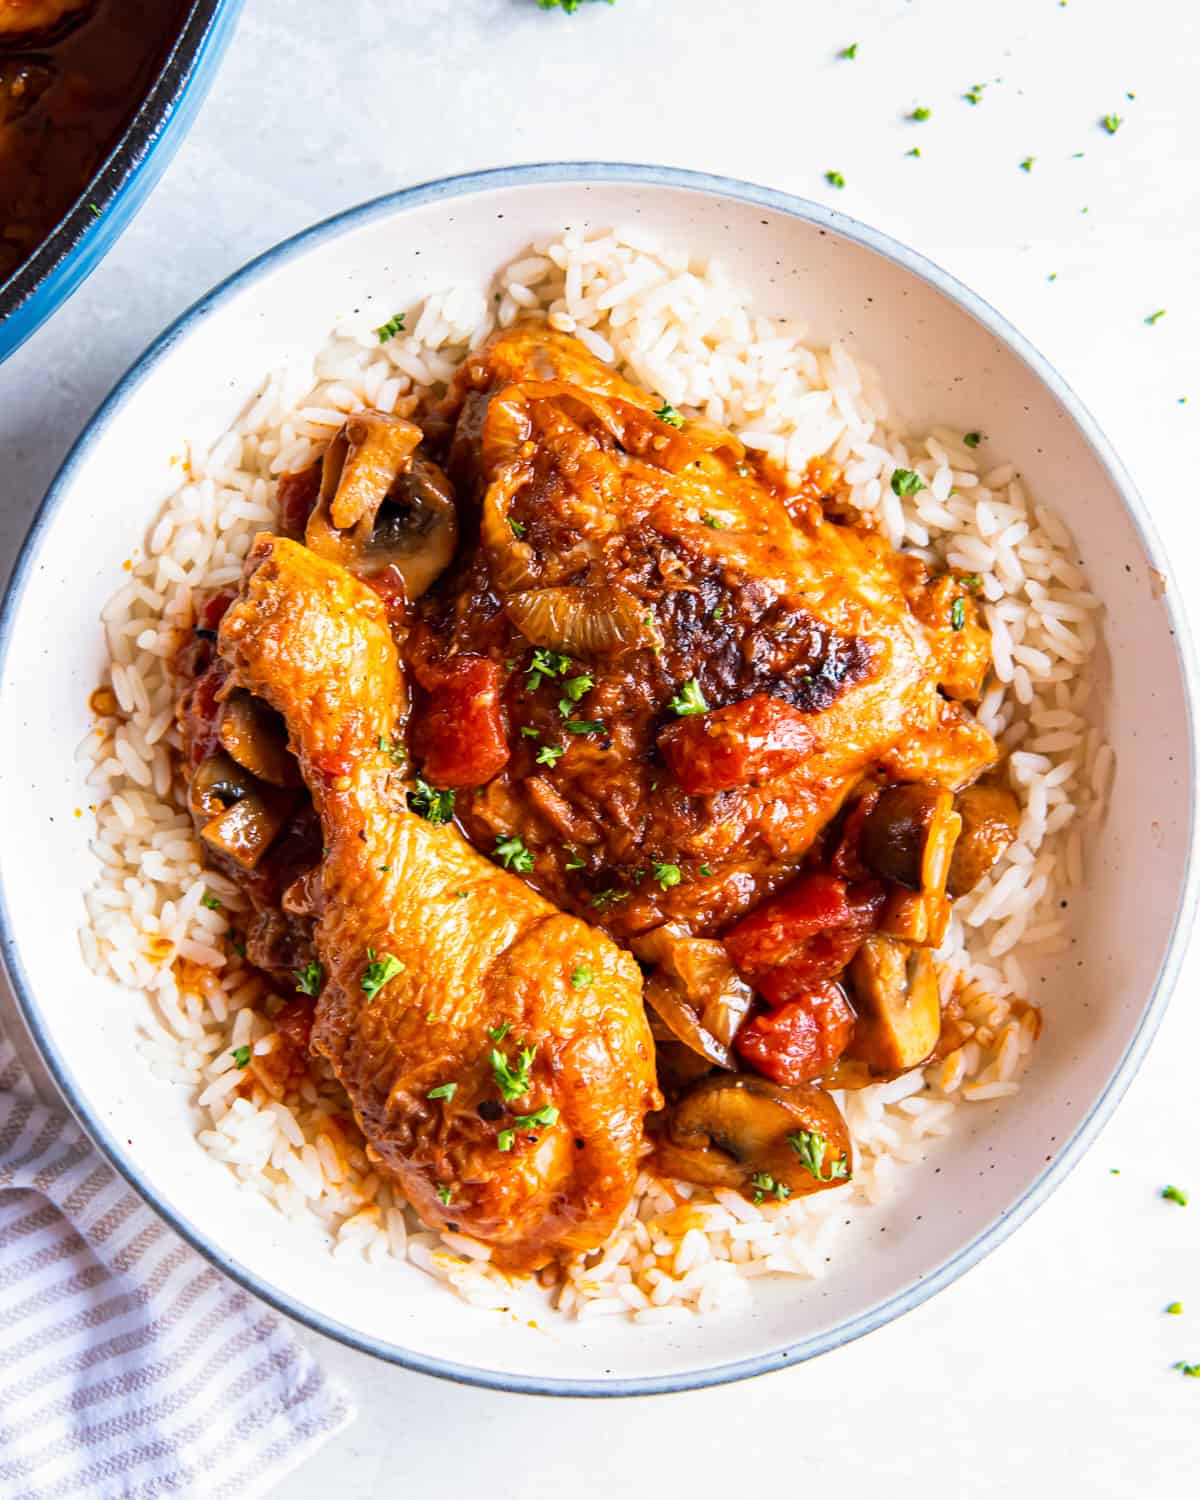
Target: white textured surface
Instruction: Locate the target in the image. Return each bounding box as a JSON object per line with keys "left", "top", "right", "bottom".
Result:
{"left": 1, "top": 0, "right": 1198, "bottom": 1494}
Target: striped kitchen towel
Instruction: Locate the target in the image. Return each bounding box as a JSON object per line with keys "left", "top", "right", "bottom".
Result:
{"left": 0, "top": 1031, "right": 352, "bottom": 1499}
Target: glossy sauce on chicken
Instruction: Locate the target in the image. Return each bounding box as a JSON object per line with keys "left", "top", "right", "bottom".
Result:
{"left": 174, "top": 325, "right": 1023, "bottom": 1260}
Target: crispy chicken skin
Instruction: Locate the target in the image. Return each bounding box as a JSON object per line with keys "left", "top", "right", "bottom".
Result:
{"left": 417, "top": 325, "right": 999, "bottom": 939}
{"left": 218, "top": 536, "right": 659, "bottom": 1269}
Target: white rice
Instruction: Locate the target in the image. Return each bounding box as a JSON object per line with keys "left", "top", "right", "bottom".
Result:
{"left": 79, "top": 226, "right": 1109, "bottom": 1321}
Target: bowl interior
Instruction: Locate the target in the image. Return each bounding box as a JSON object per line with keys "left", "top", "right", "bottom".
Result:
{"left": 0, "top": 170, "right": 1192, "bottom": 1392}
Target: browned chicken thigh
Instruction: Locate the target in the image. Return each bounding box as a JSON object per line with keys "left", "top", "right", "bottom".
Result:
{"left": 217, "top": 535, "right": 659, "bottom": 1269}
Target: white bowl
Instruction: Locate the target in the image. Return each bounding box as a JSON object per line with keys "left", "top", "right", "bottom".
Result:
{"left": 1, "top": 165, "right": 1196, "bottom": 1395}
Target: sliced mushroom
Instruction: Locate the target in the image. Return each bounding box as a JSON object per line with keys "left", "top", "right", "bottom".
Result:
{"left": 655, "top": 1073, "right": 852, "bottom": 1200}
{"left": 305, "top": 411, "right": 457, "bottom": 598}
{"left": 218, "top": 690, "right": 298, "bottom": 788}
{"left": 188, "top": 752, "right": 294, "bottom": 870}
{"left": 947, "top": 782, "right": 1021, "bottom": 896}
{"left": 634, "top": 924, "right": 755, "bottom": 1069}
{"left": 845, "top": 935, "right": 942, "bottom": 1073}
{"left": 859, "top": 783, "right": 962, "bottom": 893}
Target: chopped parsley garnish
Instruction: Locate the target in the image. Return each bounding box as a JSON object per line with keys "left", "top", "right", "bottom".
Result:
{"left": 564, "top": 849, "right": 586, "bottom": 870}
{"left": 1174, "top": 1361, "right": 1200, "bottom": 1378}
{"left": 361, "top": 949, "right": 402, "bottom": 1001}
{"left": 514, "top": 1104, "right": 560, "bottom": 1130}
{"left": 564, "top": 718, "right": 604, "bottom": 735}
{"left": 652, "top": 861, "right": 682, "bottom": 890}
{"left": 669, "top": 679, "right": 708, "bottom": 716}
{"left": 231, "top": 1045, "right": 251, "bottom": 1069}
{"left": 1168, "top": 1302, "right": 1184, "bottom": 1315}
{"left": 294, "top": 962, "right": 324, "bottom": 997}
{"left": 963, "top": 82, "right": 985, "bottom": 105}
{"left": 1163, "top": 1184, "right": 1189, "bottom": 1206}
{"left": 408, "top": 778, "right": 456, "bottom": 825}
{"left": 201, "top": 892, "right": 222, "bottom": 910}
{"left": 961, "top": 573, "right": 982, "bottom": 592}
{"left": 509, "top": 518, "right": 528, "bottom": 538}
{"left": 910, "top": 106, "right": 931, "bottom": 122}
{"left": 427, "top": 1082, "right": 458, "bottom": 1102}
{"left": 435, "top": 1183, "right": 452, "bottom": 1206}
{"left": 520, "top": 726, "right": 540, "bottom": 739}
{"left": 1019, "top": 156, "right": 1035, "bottom": 173}
{"left": 537, "top": 0, "right": 613, "bottom": 11}
{"left": 701, "top": 512, "right": 722, "bottom": 528}
{"left": 376, "top": 313, "right": 406, "bottom": 343}
{"left": 590, "top": 888, "right": 630, "bottom": 910}
{"left": 559, "top": 673, "right": 595, "bottom": 708}
{"left": 378, "top": 734, "right": 406, "bottom": 766}
{"left": 494, "top": 833, "right": 534, "bottom": 873}
{"left": 496, "top": 1128, "right": 515, "bottom": 1151}
{"left": 1101, "top": 113, "right": 1122, "bottom": 134}
{"left": 890, "top": 467, "right": 925, "bottom": 497}
{"left": 964, "top": 431, "right": 982, "bottom": 448}
{"left": 526, "top": 648, "right": 573, "bottom": 690}
{"left": 571, "top": 964, "right": 594, "bottom": 988}
{"left": 490, "top": 1041, "right": 536, "bottom": 1101}
{"left": 712, "top": 604, "right": 725, "bottom": 621}
{"left": 488, "top": 1022, "right": 511, "bottom": 1042}
{"left": 749, "top": 1171, "right": 792, "bottom": 1205}
{"left": 788, "top": 1129, "right": 851, "bottom": 1182}
{"left": 88, "top": 202, "right": 102, "bottom": 219}
{"left": 699, "top": 864, "right": 713, "bottom": 877}
{"left": 825, "top": 170, "right": 846, "bottom": 189}
{"left": 950, "top": 596, "right": 967, "bottom": 631}
{"left": 838, "top": 42, "right": 858, "bottom": 60}
{"left": 535, "top": 744, "right": 565, "bottom": 766}
{"left": 654, "top": 400, "right": 684, "bottom": 428}
{"left": 1146, "top": 309, "right": 1167, "bottom": 326}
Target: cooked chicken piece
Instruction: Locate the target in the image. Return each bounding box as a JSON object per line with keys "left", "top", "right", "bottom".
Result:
{"left": 412, "top": 324, "right": 998, "bottom": 939}
{"left": 217, "top": 536, "right": 659, "bottom": 1269}
{"left": 0, "top": 0, "right": 87, "bottom": 36}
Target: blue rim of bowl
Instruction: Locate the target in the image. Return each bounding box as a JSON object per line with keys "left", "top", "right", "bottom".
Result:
{"left": 1, "top": 162, "right": 1197, "bottom": 1397}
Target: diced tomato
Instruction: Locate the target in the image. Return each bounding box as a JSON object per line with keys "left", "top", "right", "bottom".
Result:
{"left": 199, "top": 588, "right": 236, "bottom": 634}
{"left": 828, "top": 788, "right": 882, "bottom": 881}
{"left": 275, "top": 996, "right": 316, "bottom": 1055}
{"left": 360, "top": 564, "right": 411, "bottom": 628}
{"left": 735, "top": 982, "right": 856, "bottom": 1085}
{"left": 410, "top": 653, "right": 510, "bottom": 788}
{"left": 659, "top": 692, "right": 815, "bottom": 795}
{"left": 277, "top": 463, "right": 322, "bottom": 540}
{"left": 723, "top": 870, "right": 884, "bottom": 1004}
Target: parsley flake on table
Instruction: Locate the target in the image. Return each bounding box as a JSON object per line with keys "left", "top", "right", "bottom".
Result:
{"left": 1101, "top": 113, "right": 1123, "bottom": 134}
{"left": 890, "top": 467, "right": 925, "bottom": 497}
{"left": 654, "top": 399, "right": 684, "bottom": 428}
{"left": 294, "top": 962, "right": 324, "bottom": 997}
{"left": 571, "top": 964, "right": 594, "bottom": 989}
{"left": 361, "top": 949, "right": 402, "bottom": 1002}
{"left": 907, "top": 147, "right": 921, "bottom": 158}
{"left": 537, "top": 0, "right": 614, "bottom": 11}
{"left": 375, "top": 313, "right": 406, "bottom": 343}
{"left": 494, "top": 833, "right": 534, "bottom": 873}
{"left": 910, "top": 106, "right": 931, "bottom": 122}
{"left": 1146, "top": 309, "right": 1167, "bottom": 326}
{"left": 408, "top": 778, "right": 455, "bottom": 825}
{"left": 788, "top": 1129, "right": 851, "bottom": 1182}
{"left": 231, "top": 1045, "right": 251, "bottom": 1069}
{"left": 490, "top": 1041, "right": 536, "bottom": 1101}
{"left": 427, "top": 1082, "right": 457, "bottom": 1102}
{"left": 652, "top": 860, "right": 682, "bottom": 890}
{"left": 1163, "top": 1184, "right": 1189, "bottom": 1206}
{"left": 750, "top": 1171, "right": 791, "bottom": 1205}
{"left": 963, "top": 83, "right": 986, "bottom": 105}
{"left": 825, "top": 170, "right": 846, "bottom": 189}
{"left": 201, "top": 892, "right": 222, "bottom": 910}
{"left": 535, "top": 744, "right": 565, "bottom": 766}
{"left": 669, "top": 679, "right": 708, "bottom": 716}
{"left": 1167, "top": 1302, "right": 1184, "bottom": 1315}
{"left": 1019, "top": 156, "right": 1035, "bottom": 173}
{"left": 838, "top": 42, "right": 858, "bottom": 60}
{"left": 1174, "top": 1361, "right": 1200, "bottom": 1378}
